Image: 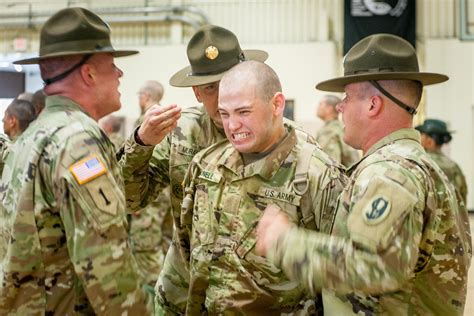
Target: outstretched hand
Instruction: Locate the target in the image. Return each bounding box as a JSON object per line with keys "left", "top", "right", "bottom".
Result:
{"left": 255, "top": 204, "right": 291, "bottom": 256}
{"left": 137, "top": 104, "right": 181, "bottom": 146}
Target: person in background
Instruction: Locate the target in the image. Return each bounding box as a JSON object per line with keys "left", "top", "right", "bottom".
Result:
{"left": 32, "top": 89, "right": 47, "bottom": 114}
{"left": 2, "top": 98, "right": 36, "bottom": 141}
{"left": 315, "top": 94, "right": 360, "bottom": 167}
{"left": 256, "top": 33, "right": 472, "bottom": 315}
{"left": 130, "top": 79, "right": 172, "bottom": 287}
{"left": 135, "top": 80, "right": 164, "bottom": 126}
{"left": 99, "top": 114, "right": 125, "bottom": 150}
{"left": 416, "top": 118, "right": 468, "bottom": 203}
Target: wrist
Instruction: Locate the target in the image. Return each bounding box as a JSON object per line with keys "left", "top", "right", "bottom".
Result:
{"left": 134, "top": 127, "right": 147, "bottom": 146}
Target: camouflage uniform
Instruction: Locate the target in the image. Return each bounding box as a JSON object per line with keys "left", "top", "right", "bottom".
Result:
{"left": 108, "top": 131, "right": 125, "bottom": 151}
{"left": 0, "top": 133, "right": 10, "bottom": 175}
{"left": 267, "top": 128, "right": 472, "bottom": 315}
{"left": 0, "top": 96, "right": 153, "bottom": 314}
{"left": 168, "top": 125, "right": 346, "bottom": 314}
{"left": 121, "top": 106, "right": 226, "bottom": 312}
{"left": 427, "top": 149, "right": 468, "bottom": 204}
{"left": 315, "top": 119, "right": 360, "bottom": 167}
{"left": 128, "top": 113, "right": 173, "bottom": 286}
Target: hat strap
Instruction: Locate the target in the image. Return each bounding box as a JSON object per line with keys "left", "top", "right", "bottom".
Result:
{"left": 43, "top": 54, "right": 92, "bottom": 86}
{"left": 369, "top": 80, "right": 417, "bottom": 115}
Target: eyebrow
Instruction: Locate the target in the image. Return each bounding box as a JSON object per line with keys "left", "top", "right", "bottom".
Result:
{"left": 218, "top": 105, "right": 252, "bottom": 112}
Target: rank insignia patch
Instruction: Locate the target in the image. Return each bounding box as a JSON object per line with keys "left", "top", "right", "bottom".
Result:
{"left": 69, "top": 155, "right": 107, "bottom": 185}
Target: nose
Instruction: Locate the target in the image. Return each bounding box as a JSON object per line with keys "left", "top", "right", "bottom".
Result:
{"left": 227, "top": 115, "right": 241, "bottom": 131}
{"left": 116, "top": 67, "right": 123, "bottom": 77}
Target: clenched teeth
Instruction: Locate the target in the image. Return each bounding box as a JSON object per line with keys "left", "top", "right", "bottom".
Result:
{"left": 233, "top": 132, "right": 250, "bottom": 140}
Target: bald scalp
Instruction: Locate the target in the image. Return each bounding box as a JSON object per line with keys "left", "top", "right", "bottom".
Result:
{"left": 140, "top": 80, "right": 164, "bottom": 103}
{"left": 220, "top": 60, "right": 281, "bottom": 103}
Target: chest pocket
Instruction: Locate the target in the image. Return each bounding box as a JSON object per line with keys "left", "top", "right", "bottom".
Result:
{"left": 236, "top": 187, "right": 301, "bottom": 278}
{"left": 170, "top": 142, "right": 202, "bottom": 200}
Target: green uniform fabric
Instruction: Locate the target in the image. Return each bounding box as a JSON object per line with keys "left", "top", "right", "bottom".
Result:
{"left": 163, "top": 125, "right": 346, "bottom": 314}
{"left": 120, "top": 106, "right": 227, "bottom": 313}
{"left": 108, "top": 132, "right": 125, "bottom": 151}
{"left": 427, "top": 149, "right": 468, "bottom": 204}
{"left": 128, "top": 113, "right": 173, "bottom": 286}
{"left": 267, "top": 128, "right": 472, "bottom": 315}
{"left": 0, "top": 133, "right": 10, "bottom": 176}
{"left": 0, "top": 96, "right": 153, "bottom": 314}
{"left": 315, "top": 119, "right": 360, "bottom": 167}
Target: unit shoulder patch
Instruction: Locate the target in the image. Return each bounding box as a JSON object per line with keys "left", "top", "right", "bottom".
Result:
{"left": 69, "top": 155, "right": 107, "bottom": 185}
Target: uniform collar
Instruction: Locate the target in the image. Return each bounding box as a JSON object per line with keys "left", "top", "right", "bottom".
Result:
{"left": 365, "top": 128, "right": 421, "bottom": 157}
{"left": 45, "top": 95, "right": 91, "bottom": 117}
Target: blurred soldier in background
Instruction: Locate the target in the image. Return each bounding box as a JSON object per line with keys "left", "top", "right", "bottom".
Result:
{"left": 2, "top": 98, "right": 36, "bottom": 141}
{"left": 32, "top": 89, "right": 47, "bottom": 114}
{"left": 100, "top": 114, "right": 125, "bottom": 150}
{"left": 315, "top": 94, "right": 359, "bottom": 167}
{"left": 130, "top": 79, "right": 172, "bottom": 286}
{"left": 416, "top": 118, "right": 468, "bottom": 203}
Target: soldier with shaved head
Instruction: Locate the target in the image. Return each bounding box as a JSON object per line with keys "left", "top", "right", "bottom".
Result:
{"left": 157, "top": 60, "right": 346, "bottom": 314}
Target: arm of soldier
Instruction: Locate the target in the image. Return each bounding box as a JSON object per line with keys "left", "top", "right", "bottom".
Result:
{"left": 307, "top": 155, "right": 347, "bottom": 234}
{"left": 119, "top": 104, "right": 180, "bottom": 211}
{"left": 155, "top": 159, "right": 199, "bottom": 314}
{"left": 259, "top": 164, "right": 425, "bottom": 295}
{"left": 49, "top": 132, "right": 154, "bottom": 314}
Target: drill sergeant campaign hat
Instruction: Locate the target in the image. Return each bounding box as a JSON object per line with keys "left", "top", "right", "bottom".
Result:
{"left": 316, "top": 33, "right": 448, "bottom": 115}
{"left": 14, "top": 7, "right": 138, "bottom": 84}
{"left": 169, "top": 25, "right": 268, "bottom": 87}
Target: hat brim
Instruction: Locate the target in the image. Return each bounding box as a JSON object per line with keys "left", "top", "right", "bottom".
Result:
{"left": 14, "top": 49, "right": 139, "bottom": 65}
{"left": 415, "top": 125, "right": 455, "bottom": 135}
{"left": 316, "top": 72, "right": 449, "bottom": 92}
{"left": 169, "top": 49, "right": 268, "bottom": 87}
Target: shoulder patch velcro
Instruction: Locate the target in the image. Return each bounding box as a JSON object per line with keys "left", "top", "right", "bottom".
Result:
{"left": 69, "top": 155, "right": 107, "bottom": 185}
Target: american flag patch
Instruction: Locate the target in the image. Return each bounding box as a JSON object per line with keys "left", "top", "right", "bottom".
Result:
{"left": 69, "top": 155, "right": 107, "bottom": 185}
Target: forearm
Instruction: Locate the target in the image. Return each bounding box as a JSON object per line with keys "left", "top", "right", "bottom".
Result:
{"left": 268, "top": 226, "right": 418, "bottom": 296}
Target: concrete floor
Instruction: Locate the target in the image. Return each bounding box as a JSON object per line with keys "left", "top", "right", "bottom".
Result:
{"left": 465, "top": 213, "right": 474, "bottom": 315}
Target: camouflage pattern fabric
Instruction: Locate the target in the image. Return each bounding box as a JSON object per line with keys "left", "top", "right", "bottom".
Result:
{"left": 0, "top": 96, "right": 153, "bottom": 314}
{"left": 0, "top": 133, "right": 10, "bottom": 176}
{"left": 427, "top": 149, "right": 468, "bottom": 204}
{"left": 120, "top": 106, "right": 227, "bottom": 313}
{"left": 315, "top": 119, "right": 360, "bottom": 167}
{"left": 159, "top": 125, "right": 346, "bottom": 314}
{"left": 127, "top": 113, "right": 173, "bottom": 286}
{"left": 267, "top": 128, "right": 472, "bottom": 315}
{"left": 108, "top": 131, "right": 125, "bottom": 151}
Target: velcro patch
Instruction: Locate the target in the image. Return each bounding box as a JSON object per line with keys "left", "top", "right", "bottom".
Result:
{"left": 69, "top": 155, "right": 107, "bottom": 185}
{"left": 363, "top": 196, "right": 391, "bottom": 225}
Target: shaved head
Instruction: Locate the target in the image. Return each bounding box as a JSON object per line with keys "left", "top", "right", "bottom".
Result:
{"left": 220, "top": 61, "right": 282, "bottom": 104}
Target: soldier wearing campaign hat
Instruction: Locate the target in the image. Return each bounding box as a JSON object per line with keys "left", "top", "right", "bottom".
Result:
{"left": 0, "top": 7, "right": 163, "bottom": 314}
{"left": 256, "top": 33, "right": 471, "bottom": 315}
{"left": 416, "top": 119, "right": 467, "bottom": 203}
{"left": 120, "top": 24, "right": 271, "bottom": 313}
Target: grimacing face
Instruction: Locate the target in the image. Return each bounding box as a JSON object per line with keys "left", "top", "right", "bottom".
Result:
{"left": 218, "top": 84, "right": 281, "bottom": 154}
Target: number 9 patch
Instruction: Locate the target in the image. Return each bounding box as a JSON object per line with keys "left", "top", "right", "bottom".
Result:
{"left": 363, "top": 196, "right": 391, "bottom": 225}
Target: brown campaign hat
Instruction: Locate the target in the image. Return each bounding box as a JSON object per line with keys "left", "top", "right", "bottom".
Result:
{"left": 170, "top": 25, "right": 268, "bottom": 87}
{"left": 14, "top": 7, "right": 138, "bottom": 65}
{"left": 316, "top": 33, "right": 448, "bottom": 92}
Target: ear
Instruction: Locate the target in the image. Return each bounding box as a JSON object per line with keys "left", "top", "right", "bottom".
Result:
{"left": 367, "top": 95, "right": 383, "bottom": 117}
{"left": 272, "top": 92, "right": 285, "bottom": 116}
{"left": 192, "top": 86, "right": 202, "bottom": 103}
{"left": 79, "top": 63, "right": 95, "bottom": 86}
